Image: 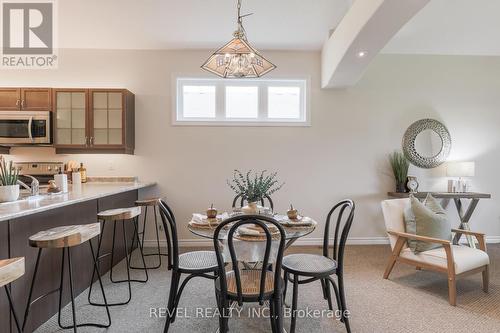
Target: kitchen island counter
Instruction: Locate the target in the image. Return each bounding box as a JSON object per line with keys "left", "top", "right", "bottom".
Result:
{"left": 0, "top": 182, "right": 155, "bottom": 223}
{"left": 1, "top": 181, "right": 156, "bottom": 332}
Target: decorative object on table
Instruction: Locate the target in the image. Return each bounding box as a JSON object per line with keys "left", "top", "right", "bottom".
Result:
{"left": 402, "top": 118, "right": 452, "bottom": 169}
{"left": 190, "top": 212, "right": 230, "bottom": 229}
{"left": 54, "top": 168, "right": 68, "bottom": 193}
{"left": 46, "top": 180, "right": 61, "bottom": 194}
{"left": 287, "top": 204, "right": 299, "bottom": 221}
{"left": 227, "top": 169, "right": 284, "bottom": 214}
{"left": 447, "top": 161, "right": 475, "bottom": 193}
{"left": 201, "top": 0, "right": 276, "bottom": 78}
{"left": 406, "top": 176, "right": 419, "bottom": 193}
{"left": 389, "top": 151, "right": 410, "bottom": 193}
{"left": 0, "top": 156, "right": 19, "bottom": 202}
{"left": 276, "top": 215, "right": 316, "bottom": 228}
{"left": 206, "top": 204, "right": 218, "bottom": 219}
{"left": 381, "top": 198, "right": 489, "bottom": 306}
{"left": 235, "top": 223, "right": 281, "bottom": 241}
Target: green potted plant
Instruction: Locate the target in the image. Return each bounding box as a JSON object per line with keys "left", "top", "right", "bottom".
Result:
{"left": 389, "top": 151, "right": 410, "bottom": 193}
{"left": 0, "top": 156, "right": 20, "bottom": 202}
{"left": 227, "top": 170, "right": 284, "bottom": 213}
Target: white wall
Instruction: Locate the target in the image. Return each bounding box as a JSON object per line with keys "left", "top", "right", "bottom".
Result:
{"left": 1, "top": 50, "right": 500, "bottom": 245}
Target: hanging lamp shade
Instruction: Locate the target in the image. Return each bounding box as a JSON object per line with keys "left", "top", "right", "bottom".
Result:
{"left": 201, "top": 0, "right": 276, "bottom": 78}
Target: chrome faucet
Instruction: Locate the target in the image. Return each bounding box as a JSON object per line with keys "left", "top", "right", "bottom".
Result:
{"left": 17, "top": 175, "right": 40, "bottom": 196}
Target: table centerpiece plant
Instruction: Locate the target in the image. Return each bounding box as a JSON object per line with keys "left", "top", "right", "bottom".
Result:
{"left": 0, "top": 156, "right": 20, "bottom": 202}
{"left": 227, "top": 169, "right": 284, "bottom": 214}
{"left": 389, "top": 151, "right": 410, "bottom": 193}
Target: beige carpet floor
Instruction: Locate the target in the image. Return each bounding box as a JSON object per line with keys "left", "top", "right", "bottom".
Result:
{"left": 35, "top": 244, "right": 500, "bottom": 333}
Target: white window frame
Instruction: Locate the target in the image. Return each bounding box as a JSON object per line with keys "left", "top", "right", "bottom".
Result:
{"left": 173, "top": 77, "right": 310, "bottom": 126}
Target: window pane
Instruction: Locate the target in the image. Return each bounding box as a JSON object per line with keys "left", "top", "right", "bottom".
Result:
{"left": 225, "top": 86, "right": 258, "bottom": 118}
{"left": 182, "top": 86, "right": 216, "bottom": 118}
{"left": 268, "top": 87, "right": 301, "bottom": 119}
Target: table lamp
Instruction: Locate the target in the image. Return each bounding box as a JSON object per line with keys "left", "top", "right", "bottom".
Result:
{"left": 446, "top": 161, "right": 475, "bottom": 192}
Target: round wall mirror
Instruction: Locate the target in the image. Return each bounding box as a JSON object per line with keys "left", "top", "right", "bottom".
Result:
{"left": 402, "top": 119, "right": 451, "bottom": 168}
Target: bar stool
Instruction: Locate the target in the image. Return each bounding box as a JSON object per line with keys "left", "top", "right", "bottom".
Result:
{"left": 1, "top": 257, "right": 24, "bottom": 333}
{"left": 132, "top": 198, "right": 169, "bottom": 270}
{"left": 88, "top": 206, "right": 148, "bottom": 307}
{"left": 23, "top": 224, "right": 111, "bottom": 332}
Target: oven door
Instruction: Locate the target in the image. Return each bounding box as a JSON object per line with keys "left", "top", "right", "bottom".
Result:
{"left": 0, "top": 111, "right": 51, "bottom": 144}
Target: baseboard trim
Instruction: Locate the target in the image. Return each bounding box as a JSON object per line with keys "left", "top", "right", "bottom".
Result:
{"left": 143, "top": 235, "right": 500, "bottom": 248}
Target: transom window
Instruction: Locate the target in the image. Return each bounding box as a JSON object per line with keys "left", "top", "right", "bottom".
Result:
{"left": 175, "top": 77, "right": 309, "bottom": 126}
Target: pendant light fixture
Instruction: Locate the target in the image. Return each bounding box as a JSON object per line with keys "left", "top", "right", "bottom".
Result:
{"left": 201, "top": 0, "right": 276, "bottom": 78}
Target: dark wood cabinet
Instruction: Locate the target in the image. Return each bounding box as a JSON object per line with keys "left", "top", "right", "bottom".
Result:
{"left": 0, "top": 88, "right": 51, "bottom": 111}
{"left": 54, "top": 89, "right": 135, "bottom": 154}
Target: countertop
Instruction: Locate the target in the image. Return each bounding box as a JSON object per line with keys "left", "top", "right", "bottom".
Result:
{"left": 0, "top": 182, "right": 155, "bottom": 222}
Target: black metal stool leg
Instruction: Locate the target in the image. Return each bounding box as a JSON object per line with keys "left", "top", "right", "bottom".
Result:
{"left": 58, "top": 242, "right": 112, "bottom": 330}
{"left": 22, "top": 248, "right": 42, "bottom": 331}
{"left": 90, "top": 219, "right": 132, "bottom": 307}
{"left": 67, "top": 248, "right": 78, "bottom": 333}
{"left": 4, "top": 286, "right": 22, "bottom": 333}
{"left": 131, "top": 205, "right": 168, "bottom": 270}
{"left": 127, "top": 217, "right": 149, "bottom": 281}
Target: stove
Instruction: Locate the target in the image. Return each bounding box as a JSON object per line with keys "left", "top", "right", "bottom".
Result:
{"left": 13, "top": 162, "right": 64, "bottom": 185}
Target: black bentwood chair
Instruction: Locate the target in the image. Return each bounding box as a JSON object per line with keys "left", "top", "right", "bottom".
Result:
{"left": 213, "top": 215, "right": 286, "bottom": 333}
{"left": 232, "top": 194, "right": 274, "bottom": 212}
{"left": 158, "top": 199, "right": 219, "bottom": 333}
{"left": 282, "top": 200, "right": 355, "bottom": 333}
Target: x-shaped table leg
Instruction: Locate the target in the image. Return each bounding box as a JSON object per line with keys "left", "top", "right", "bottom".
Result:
{"left": 451, "top": 198, "right": 480, "bottom": 248}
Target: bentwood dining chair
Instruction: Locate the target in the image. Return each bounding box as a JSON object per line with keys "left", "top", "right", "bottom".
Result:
{"left": 158, "top": 199, "right": 219, "bottom": 333}
{"left": 282, "top": 200, "right": 355, "bottom": 333}
{"left": 232, "top": 194, "right": 274, "bottom": 212}
{"left": 213, "top": 215, "right": 286, "bottom": 333}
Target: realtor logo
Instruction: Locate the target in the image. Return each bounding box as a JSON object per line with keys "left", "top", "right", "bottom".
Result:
{"left": 1, "top": 0, "right": 57, "bottom": 68}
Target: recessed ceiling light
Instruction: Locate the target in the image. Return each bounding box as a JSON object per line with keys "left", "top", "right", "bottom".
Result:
{"left": 357, "top": 51, "right": 367, "bottom": 58}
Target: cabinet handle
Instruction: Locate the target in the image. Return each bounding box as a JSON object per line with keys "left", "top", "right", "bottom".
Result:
{"left": 16, "top": 99, "right": 20, "bottom": 108}
{"left": 21, "top": 100, "right": 25, "bottom": 109}
{"left": 85, "top": 136, "right": 89, "bottom": 147}
{"left": 90, "top": 136, "right": 94, "bottom": 146}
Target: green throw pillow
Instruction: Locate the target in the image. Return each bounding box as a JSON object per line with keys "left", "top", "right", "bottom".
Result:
{"left": 404, "top": 194, "right": 452, "bottom": 253}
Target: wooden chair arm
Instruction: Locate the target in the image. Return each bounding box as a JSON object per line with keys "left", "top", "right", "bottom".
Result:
{"left": 387, "top": 230, "right": 451, "bottom": 245}
{"left": 452, "top": 229, "right": 487, "bottom": 251}
{"left": 451, "top": 229, "right": 484, "bottom": 237}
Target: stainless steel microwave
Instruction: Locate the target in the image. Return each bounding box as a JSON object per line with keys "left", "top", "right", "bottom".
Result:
{"left": 0, "top": 111, "right": 51, "bottom": 145}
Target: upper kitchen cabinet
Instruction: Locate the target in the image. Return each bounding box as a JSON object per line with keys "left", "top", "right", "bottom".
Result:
{"left": 20, "top": 88, "right": 52, "bottom": 111}
{"left": 54, "top": 89, "right": 135, "bottom": 154}
{"left": 0, "top": 88, "right": 52, "bottom": 111}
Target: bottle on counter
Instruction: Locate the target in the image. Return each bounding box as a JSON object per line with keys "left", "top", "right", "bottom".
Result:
{"left": 54, "top": 167, "right": 68, "bottom": 193}
{"left": 79, "top": 163, "right": 87, "bottom": 183}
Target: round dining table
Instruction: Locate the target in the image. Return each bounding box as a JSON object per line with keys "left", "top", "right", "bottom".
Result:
{"left": 187, "top": 214, "right": 317, "bottom": 250}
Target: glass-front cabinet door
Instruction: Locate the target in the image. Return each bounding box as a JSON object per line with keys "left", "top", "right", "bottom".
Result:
{"left": 54, "top": 89, "right": 88, "bottom": 147}
{"left": 91, "top": 90, "right": 124, "bottom": 146}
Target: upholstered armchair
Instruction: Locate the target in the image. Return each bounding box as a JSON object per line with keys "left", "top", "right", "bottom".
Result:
{"left": 381, "top": 198, "right": 489, "bottom": 306}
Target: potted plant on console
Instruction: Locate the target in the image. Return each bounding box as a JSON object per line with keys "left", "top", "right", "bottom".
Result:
{"left": 227, "top": 169, "right": 284, "bottom": 214}
{"left": 0, "top": 156, "right": 19, "bottom": 202}
{"left": 389, "top": 151, "right": 410, "bottom": 193}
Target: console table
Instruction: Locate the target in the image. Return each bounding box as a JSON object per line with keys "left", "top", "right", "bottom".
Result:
{"left": 387, "top": 192, "right": 491, "bottom": 248}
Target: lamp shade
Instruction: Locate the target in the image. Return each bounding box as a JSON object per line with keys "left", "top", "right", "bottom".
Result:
{"left": 446, "top": 162, "right": 475, "bottom": 177}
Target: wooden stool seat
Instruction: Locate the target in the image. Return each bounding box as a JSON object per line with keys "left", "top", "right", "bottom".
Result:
{"left": 29, "top": 223, "right": 100, "bottom": 248}
{"left": 0, "top": 257, "right": 25, "bottom": 287}
{"left": 135, "top": 198, "right": 160, "bottom": 206}
{"left": 98, "top": 207, "right": 141, "bottom": 221}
